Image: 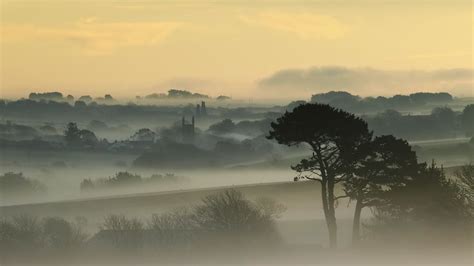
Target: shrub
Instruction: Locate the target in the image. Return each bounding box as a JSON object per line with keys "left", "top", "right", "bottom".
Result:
{"left": 147, "top": 208, "right": 197, "bottom": 246}
{"left": 193, "top": 190, "right": 279, "bottom": 236}
{"left": 101, "top": 214, "right": 143, "bottom": 231}
{"left": 0, "top": 215, "right": 87, "bottom": 252}
{"left": 42, "top": 217, "right": 87, "bottom": 249}
{"left": 0, "top": 172, "right": 45, "bottom": 197}
{"left": 100, "top": 215, "right": 145, "bottom": 249}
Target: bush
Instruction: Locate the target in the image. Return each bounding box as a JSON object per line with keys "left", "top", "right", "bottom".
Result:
{"left": 193, "top": 190, "right": 280, "bottom": 239}
{"left": 0, "top": 172, "right": 45, "bottom": 197}
{"left": 365, "top": 163, "right": 473, "bottom": 247}
{"left": 0, "top": 215, "right": 87, "bottom": 253}
{"left": 42, "top": 217, "right": 87, "bottom": 249}
{"left": 96, "top": 191, "right": 285, "bottom": 250}
{"left": 99, "top": 215, "right": 145, "bottom": 249}
{"left": 147, "top": 208, "right": 197, "bottom": 246}
{"left": 0, "top": 215, "right": 43, "bottom": 251}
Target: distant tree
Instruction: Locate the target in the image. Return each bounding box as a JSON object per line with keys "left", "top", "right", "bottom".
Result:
{"left": 391, "top": 95, "right": 411, "bottom": 107}
{"left": 29, "top": 92, "right": 63, "bottom": 101}
{"left": 410, "top": 92, "right": 453, "bottom": 104}
{"left": 311, "top": 91, "right": 361, "bottom": 107}
{"left": 145, "top": 93, "right": 167, "bottom": 99}
{"left": 42, "top": 217, "right": 87, "bottom": 249}
{"left": 344, "top": 135, "right": 421, "bottom": 244}
{"left": 130, "top": 128, "right": 156, "bottom": 142}
{"left": 267, "top": 103, "right": 372, "bottom": 248}
{"left": 78, "top": 129, "right": 98, "bottom": 147}
{"left": 461, "top": 104, "right": 474, "bottom": 137}
{"left": 64, "top": 122, "right": 81, "bottom": 146}
{"left": 74, "top": 100, "right": 87, "bottom": 108}
{"left": 167, "top": 89, "right": 209, "bottom": 99}
{"left": 66, "top": 95, "right": 74, "bottom": 102}
{"left": 216, "top": 95, "right": 231, "bottom": 101}
{"left": 0, "top": 172, "right": 45, "bottom": 197}
{"left": 80, "top": 178, "right": 94, "bottom": 191}
{"left": 64, "top": 122, "right": 98, "bottom": 148}
{"left": 431, "top": 106, "right": 456, "bottom": 127}
{"left": 109, "top": 172, "right": 142, "bottom": 185}
{"left": 208, "top": 119, "right": 236, "bottom": 134}
{"left": 78, "top": 95, "right": 92, "bottom": 102}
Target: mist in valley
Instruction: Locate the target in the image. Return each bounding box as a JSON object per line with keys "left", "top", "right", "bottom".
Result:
{"left": 1, "top": 0, "right": 473, "bottom": 264}
{"left": 1, "top": 89, "right": 473, "bottom": 265}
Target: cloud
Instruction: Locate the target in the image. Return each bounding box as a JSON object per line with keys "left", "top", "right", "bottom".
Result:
{"left": 240, "top": 11, "right": 347, "bottom": 40}
{"left": 259, "top": 66, "right": 474, "bottom": 96}
{"left": 1, "top": 18, "right": 182, "bottom": 55}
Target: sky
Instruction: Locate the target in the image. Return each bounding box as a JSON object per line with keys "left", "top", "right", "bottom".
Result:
{"left": 1, "top": 0, "right": 473, "bottom": 100}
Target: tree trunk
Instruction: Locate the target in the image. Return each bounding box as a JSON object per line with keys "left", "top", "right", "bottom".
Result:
{"left": 352, "top": 197, "right": 363, "bottom": 245}
{"left": 320, "top": 180, "right": 333, "bottom": 248}
{"left": 326, "top": 176, "right": 337, "bottom": 249}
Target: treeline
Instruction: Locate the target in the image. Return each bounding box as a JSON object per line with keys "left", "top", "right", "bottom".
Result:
{"left": 80, "top": 172, "right": 182, "bottom": 192}
{"left": 28, "top": 91, "right": 115, "bottom": 103}
{"left": 365, "top": 105, "right": 474, "bottom": 139}
{"left": 0, "top": 99, "right": 181, "bottom": 124}
{"left": 311, "top": 91, "right": 454, "bottom": 113}
{"left": 141, "top": 89, "right": 210, "bottom": 100}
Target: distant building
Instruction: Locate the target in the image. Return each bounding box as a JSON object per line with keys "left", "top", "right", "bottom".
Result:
{"left": 182, "top": 116, "right": 195, "bottom": 143}
{"left": 196, "top": 104, "right": 201, "bottom": 117}
{"left": 201, "top": 101, "right": 207, "bottom": 116}
{"left": 195, "top": 101, "right": 207, "bottom": 117}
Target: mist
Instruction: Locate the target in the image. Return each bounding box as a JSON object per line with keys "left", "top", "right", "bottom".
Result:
{"left": 1, "top": 0, "right": 473, "bottom": 263}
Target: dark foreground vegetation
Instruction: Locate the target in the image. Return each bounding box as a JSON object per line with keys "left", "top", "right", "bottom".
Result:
{"left": 268, "top": 103, "right": 473, "bottom": 249}
{"left": 0, "top": 190, "right": 286, "bottom": 263}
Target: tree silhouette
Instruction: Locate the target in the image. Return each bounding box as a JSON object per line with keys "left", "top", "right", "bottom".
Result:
{"left": 381, "top": 162, "right": 472, "bottom": 227}
{"left": 64, "top": 122, "right": 81, "bottom": 146}
{"left": 267, "top": 103, "right": 371, "bottom": 248}
{"left": 461, "top": 104, "right": 474, "bottom": 137}
{"left": 64, "top": 122, "right": 98, "bottom": 148}
{"left": 344, "top": 135, "right": 421, "bottom": 244}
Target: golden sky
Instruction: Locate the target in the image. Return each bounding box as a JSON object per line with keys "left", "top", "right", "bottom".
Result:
{"left": 1, "top": 0, "right": 473, "bottom": 100}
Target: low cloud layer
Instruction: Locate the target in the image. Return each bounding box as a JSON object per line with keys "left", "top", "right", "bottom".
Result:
{"left": 259, "top": 66, "right": 474, "bottom": 97}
